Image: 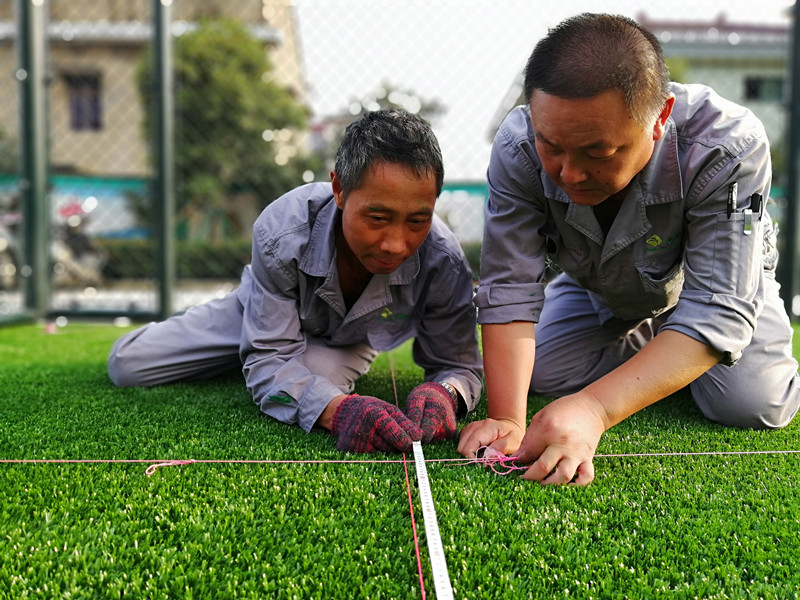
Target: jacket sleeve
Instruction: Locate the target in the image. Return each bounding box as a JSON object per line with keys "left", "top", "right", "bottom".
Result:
{"left": 239, "top": 229, "right": 344, "bottom": 433}
{"left": 663, "top": 114, "right": 773, "bottom": 365}
{"left": 409, "top": 237, "right": 483, "bottom": 414}
{"left": 473, "top": 106, "right": 549, "bottom": 325}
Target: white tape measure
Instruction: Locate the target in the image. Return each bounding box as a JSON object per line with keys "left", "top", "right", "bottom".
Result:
{"left": 412, "top": 441, "right": 454, "bottom": 599}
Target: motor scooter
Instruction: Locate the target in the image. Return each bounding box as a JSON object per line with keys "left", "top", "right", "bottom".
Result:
{"left": 0, "top": 196, "right": 107, "bottom": 290}
{"left": 0, "top": 198, "right": 21, "bottom": 290}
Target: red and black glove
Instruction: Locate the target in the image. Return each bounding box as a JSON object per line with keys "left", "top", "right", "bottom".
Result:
{"left": 331, "top": 394, "right": 423, "bottom": 454}
{"left": 404, "top": 382, "right": 458, "bottom": 443}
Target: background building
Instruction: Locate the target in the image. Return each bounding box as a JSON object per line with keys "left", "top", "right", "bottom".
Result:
{"left": 0, "top": 0, "right": 306, "bottom": 178}
{"left": 641, "top": 14, "right": 790, "bottom": 181}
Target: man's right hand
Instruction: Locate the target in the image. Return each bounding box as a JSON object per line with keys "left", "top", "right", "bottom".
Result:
{"left": 331, "top": 394, "right": 423, "bottom": 454}
{"left": 456, "top": 417, "right": 526, "bottom": 459}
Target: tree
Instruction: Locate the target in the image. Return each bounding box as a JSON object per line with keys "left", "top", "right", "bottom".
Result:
{"left": 665, "top": 57, "right": 689, "bottom": 84}
{"left": 135, "top": 17, "right": 319, "bottom": 240}
{"left": 345, "top": 82, "right": 446, "bottom": 122}
{"left": 312, "top": 82, "right": 447, "bottom": 173}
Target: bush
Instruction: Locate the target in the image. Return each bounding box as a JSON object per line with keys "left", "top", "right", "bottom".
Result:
{"left": 461, "top": 241, "right": 481, "bottom": 280}
{"left": 97, "top": 238, "right": 252, "bottom": 279}
{"left": 99, "top": 238, "right": 481, "bottom": 281}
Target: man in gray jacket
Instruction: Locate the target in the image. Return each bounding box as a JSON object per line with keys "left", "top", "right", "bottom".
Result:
{"left": 109, "top": 109, "right": 482, "bottom": 454}
{"left": 458, "top": 13, "right": 799, "bottom": 483}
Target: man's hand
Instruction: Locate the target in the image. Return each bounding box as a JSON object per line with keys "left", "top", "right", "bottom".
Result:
{"left": 331, "top": 394, "right": 423, "bottom": 454}
{"left": 515, "top": 393, "right": 608, "bottom": 486}
{"left": 404, "top": 382, "right": 458, "bottom": 443}
{"left": 457, "top": 417, "right": 526, "bottom": 458}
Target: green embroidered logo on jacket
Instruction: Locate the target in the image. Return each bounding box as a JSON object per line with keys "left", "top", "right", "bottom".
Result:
{"left": 380, "top": 308, "right": 410, "bottom": 321}
{"left": 645, "top": 233, "right": 680, "bottom": 251}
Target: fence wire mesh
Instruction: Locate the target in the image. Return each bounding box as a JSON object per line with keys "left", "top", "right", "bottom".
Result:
{"left": 0, "top": 0, "right": 795, "bottom": 320}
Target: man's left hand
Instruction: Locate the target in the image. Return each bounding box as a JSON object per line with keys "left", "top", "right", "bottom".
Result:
{"left": 404, "top": 382, "right": 458, "bottom": 443}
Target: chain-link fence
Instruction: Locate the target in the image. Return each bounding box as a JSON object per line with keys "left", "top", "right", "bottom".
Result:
{"left": 0, "top": 0, "right": 797, "bottom": 322}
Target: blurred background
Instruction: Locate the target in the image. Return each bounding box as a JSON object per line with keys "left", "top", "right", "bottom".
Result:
{"left": 0, "top": 0, "right": 797, "bottom": 323}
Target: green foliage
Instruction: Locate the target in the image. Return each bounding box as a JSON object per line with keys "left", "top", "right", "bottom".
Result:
{"left": 1, "top": 324, "right": 800, "bottom": 599}
{"left": 98, "top": 238, "right": 477, "bottom": 282}
{"left": 345, "top": 82, "right": 446, "bottom": 123}
{"left": 97, "top": 238, "right": 251, "bottom": 280}
{"left": 96, "top": 238, "right": 153, "bottom": 279}
{"left": 314, "top": 82, "right": 447, "bottom": 172}
{"left": 460, "top": 241, "right": 481, "bottom": 280}
{"left": 665, "top": 57, "right": 690, "bottom": 84}
{"left": 0, "top": 127, "right": 17, "bottom": 174}
{"left": 135, "top": 18, "right": 320, "bottom": 239}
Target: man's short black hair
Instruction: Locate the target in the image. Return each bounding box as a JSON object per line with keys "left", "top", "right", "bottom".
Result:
{"left": 523, "top": 13, "right": 671, "bottom": 126}
{"left": 334, "top": 109, "right": 444, "bottom": 199}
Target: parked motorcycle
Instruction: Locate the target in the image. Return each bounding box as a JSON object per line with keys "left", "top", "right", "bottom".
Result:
{"left": 0, "top": 196, "right": 107, "bottom": 290}
{"left": 0, "top": 200, "right": 21, "bottom": 289}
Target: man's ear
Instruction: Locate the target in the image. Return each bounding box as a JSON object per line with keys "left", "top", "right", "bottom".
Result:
{"left": 331, "top": 171, "right": 345, "bottom": 209}
{"left": 652, "top": 95, "right": 675, "bottom": 141}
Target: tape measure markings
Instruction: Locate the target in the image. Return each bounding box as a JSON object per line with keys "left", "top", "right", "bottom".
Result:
{"left": 412, "top": 440, "right": 454, "bottom": 600}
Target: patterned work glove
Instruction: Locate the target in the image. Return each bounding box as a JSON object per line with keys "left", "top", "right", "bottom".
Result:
{"left": 331, "top": 394, "right": 423, "bottom": 454}
{"left": 403, "top": 382, "right": 458, "bottom": 443}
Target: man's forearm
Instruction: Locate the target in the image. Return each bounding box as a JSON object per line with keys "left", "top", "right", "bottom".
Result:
{"left": 583, "top": 329, "right": 722, "bottom": 429}
{"left": 482, "top": 321, "right": 537, "bottom": 428}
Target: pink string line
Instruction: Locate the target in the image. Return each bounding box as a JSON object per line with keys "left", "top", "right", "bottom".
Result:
{"left": 595, "top": 450, "right": 800, "bottom": 457}
{"left": 0, "top": 457, "right": 423, "bottom": 476}
{"left": 403, "top": 451, "right": 427, "bottom": 600}
{"left": 458, "top": 446, "right": 528, "bottom": 475}
{"left": 2, "top": 449, "right": 799, "bottom": 476}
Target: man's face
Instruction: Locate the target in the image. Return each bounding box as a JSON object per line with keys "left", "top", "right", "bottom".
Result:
{"left": 333, "top": 162, "right": 437, "bottom": 275}
{"left": 529, "top": 89, "right": 673, "bottom": 206}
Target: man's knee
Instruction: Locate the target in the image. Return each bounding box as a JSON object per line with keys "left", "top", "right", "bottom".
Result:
{"left": 303, "top": 340, "right": 378, "bottom": 390}
{"left": 530, "top": 366, "right": 580, "bottom": 397}
{"left": 691, "top": 371, "right": 800, "bottom": 429}
{"left": 107, "top": 355, "right": 134, "bottom": 387}
{"left": 107, "top": 334, "right": 146, "bottom": 387}
{"left": 106, "top": 324, "right": 170, "bottom": 387}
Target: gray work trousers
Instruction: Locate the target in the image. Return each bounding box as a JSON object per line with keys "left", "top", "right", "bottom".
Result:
{"left": 530, "top": 273, "right": 800, "bottom": 429}
{"left": 107, "top": 291, "right": 378, "bottom": 394}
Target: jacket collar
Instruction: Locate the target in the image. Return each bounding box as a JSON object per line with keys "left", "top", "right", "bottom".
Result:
{"left": 636, "top": 118, "right": 683, "bottom": 205}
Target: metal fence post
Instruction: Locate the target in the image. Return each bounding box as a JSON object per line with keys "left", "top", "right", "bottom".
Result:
{"left": 153, "top": 0, "right": 175, "bottom": 319}
{"left": 781, "top": 3, "right": 800, "bottom": 321}
{"left": 17, "top": 0, "right": 50, "bottom": 317}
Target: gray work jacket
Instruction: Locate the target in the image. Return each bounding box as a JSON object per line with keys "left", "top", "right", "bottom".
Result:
{"left": 475, "top": 82, "right": 779, "bottom": 366}
{"left": 239, "top": 183, "right": 483, "bottom": 431}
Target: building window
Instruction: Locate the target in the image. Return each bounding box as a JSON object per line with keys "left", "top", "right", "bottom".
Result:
{"left": 744, "top": 76, "right": 784, "bottom": 102}
{"left": 65, "top": 74, "right": 102, "bottom": 131}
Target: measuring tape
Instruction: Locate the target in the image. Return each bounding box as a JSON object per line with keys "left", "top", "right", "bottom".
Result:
{"left": 412, "top": 440, "right": 454, "bottom": 600}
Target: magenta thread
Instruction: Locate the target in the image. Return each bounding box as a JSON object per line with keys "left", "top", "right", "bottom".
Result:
{"left": 144, "top": 459, "right": 197, "bottom": 476}
{"left": 2, "top": 449, "right": 799, "bottom": 477}
{"left": 467, "top": 446, "right": 528, "bottom": 475}
{"left": 0, "top": 454, "right": 523, "bottom": 475}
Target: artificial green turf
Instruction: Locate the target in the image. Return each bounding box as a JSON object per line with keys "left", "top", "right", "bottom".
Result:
{"left": 1, "top": 322, "right": 799, "bottom": 599}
